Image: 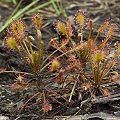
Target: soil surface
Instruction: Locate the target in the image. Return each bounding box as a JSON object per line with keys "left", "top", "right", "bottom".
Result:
{"left": 0, "top": 0, "right": 120, "bottom": 120}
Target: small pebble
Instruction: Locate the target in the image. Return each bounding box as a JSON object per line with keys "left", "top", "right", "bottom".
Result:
{"left": 114, "top": 111, "right": 120, "bottom": 116}
{"left": 0, "top": 116, "right": 9, "bottom": 120}
{"left": 17, "top": 101, "right": 24, "bottom": 109}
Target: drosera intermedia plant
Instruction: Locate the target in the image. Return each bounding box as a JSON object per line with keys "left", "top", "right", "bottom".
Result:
{"left": 3, "top": 13, "right": 68, "bottom": 114}
{"left": 49, "top": 10, "right": 120, "bottom": 100}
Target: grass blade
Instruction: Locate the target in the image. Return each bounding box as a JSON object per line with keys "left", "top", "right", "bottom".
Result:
{"left": 0, "top": 0, "right": 39, "bottom": 33}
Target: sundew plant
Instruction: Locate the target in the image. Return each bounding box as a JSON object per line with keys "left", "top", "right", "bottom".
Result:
{"left": 49, "top": 11, "right": 120, "bottom": 99}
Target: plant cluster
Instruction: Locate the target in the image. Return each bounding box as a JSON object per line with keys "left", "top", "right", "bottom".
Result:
{"left": 50, "top": 11, "right": 120, "bottom": 98}
{"left": 4, "top": 13, "right": 62, "bottom": 114}
{"left": 2, "top": 11, "right": 120, "bottom": 114}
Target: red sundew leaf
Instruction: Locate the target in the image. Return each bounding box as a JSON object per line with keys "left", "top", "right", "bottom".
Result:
{"left": 101, "top": 89, "right": 111, "bottom": 97}
{"left": 52, "top": 59, "right": 60, "bottom": 71}
{"left": 55, "top": 21, "right": 67, "bottom": 36}
{"left": 10, "top": 19, "right": 27, "bottom": 38}
{"left": 66, "top": 21, "right": 73, "bottom": 37}
{"left": 95, "top": 53, "right": 103, "bottom": 62}
{"left": 10, "top": 84, "right": 23, "bottom": 90}
{"left": 6, "top": 37, "right": 18, "bottom": 50}
{"left": 32, "top": 13, "right": 43, "bottom": 30}
{"left": 42, "top": 101, "right": 52, "bottom": 114}
{"left": 89, "top": 19, "right": 93, "bottom": 29}
{"left": 117, "top": 44, "right": 120, "bottom": 55}
{"left": 96, "top": 19, "right": 111, "bottom": 33}
{"left": 75, "top": 11, "right": 85, "bottom": 26}
{"left": 57, "top": 75, "right": 65, "bottom": 85}
{"left": 81, "top": 82, "right": 92, "bottom": 92}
